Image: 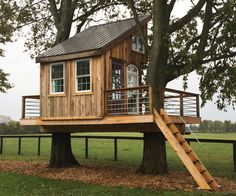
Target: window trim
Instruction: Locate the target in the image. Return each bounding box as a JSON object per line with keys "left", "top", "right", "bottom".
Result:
{"left": 49, "top": 62, "right": 65, "bottom": 95}
{"left": 132, "top": 35, "right": 145, "bottom": 54}
{"left": 75, "top": 58, "right": 92, "bottom": 93}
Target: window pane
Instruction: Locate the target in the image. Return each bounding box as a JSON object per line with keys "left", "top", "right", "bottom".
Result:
{"left": 51, "top": 64, "right": 63, "bottom": 79}
{"left": 77, "top": 60, "right": 89, "bottom": 76}
{"left": 77, "top": 76, "right": 90, "bottom": 91}
{"left": 52, "top": 79, "right": 64, "bottom": 93}
{"left": 132, "top": 36, "right": 137, "bottom": 50}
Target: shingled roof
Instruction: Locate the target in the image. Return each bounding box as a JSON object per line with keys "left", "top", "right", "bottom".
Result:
{"left": 36, "top": 15, "right": 150, "bottom": 61}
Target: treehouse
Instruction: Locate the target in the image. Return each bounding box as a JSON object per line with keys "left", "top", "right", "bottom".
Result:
{"left": 20, "top": 15, "right": 200, "bottom": 132}
{"left": 20, "top": 16, "right": 219, "bottom": 190}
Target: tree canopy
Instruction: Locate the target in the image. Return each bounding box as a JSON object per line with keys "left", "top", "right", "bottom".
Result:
{"left": 128, "top": 0, "right": 236, "bottom": 110}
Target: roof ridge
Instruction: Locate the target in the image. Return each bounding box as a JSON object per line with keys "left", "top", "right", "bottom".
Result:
{"left": 82, "top": 15, "right": 150, "bottom": 31}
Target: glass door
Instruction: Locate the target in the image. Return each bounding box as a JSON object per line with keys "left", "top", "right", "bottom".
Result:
{"left": 111, "top": 60, "right": 125, "bottom": 114}
{"left": 127, "top": 65, "right": 139, "bottom": 114}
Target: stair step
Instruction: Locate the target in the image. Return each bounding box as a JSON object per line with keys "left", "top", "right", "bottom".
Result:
{"left": 186, "top": 150, "right": 192, "bottom": 154}
{"left": 166, "top": 122, "right": 174, "bottom": 127}
{"left": 179, "top": 140, "right": 187, "bottom": 145}
{"left": 192, "top": 159, "right": 199, "bottom": 164}
{"left": 200, "top": 169, "right": 207, "bottom": 174}
{"left": 172, "top": 131, "right": 179, "bottom": 136}
{"left": 207, "top": 180, "right": 214, "bottom": 185}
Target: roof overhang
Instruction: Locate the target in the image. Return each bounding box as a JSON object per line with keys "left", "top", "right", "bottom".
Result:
{"left": 36, "top": 49, "right": 102, "bottom": 63}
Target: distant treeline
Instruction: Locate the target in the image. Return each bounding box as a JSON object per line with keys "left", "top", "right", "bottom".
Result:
{"left": 0, "top": 118, "right": 235, "bottom": 134}
{"left": 189, "top": 120, "right": 236, "bottom": 132}
{"left": 0, "top": 121, "right": 40, "bottom": 134}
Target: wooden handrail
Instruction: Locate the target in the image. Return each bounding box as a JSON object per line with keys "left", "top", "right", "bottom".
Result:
{"left": 105, "top": 85, "right": 150, "bottom": 92}
{"left": 164, "top": 88, "right": 199, "bottom": 97}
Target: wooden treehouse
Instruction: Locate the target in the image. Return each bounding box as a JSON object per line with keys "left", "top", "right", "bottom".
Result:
{"left": 20, "top": 16, "right": 219, "bottom": 190}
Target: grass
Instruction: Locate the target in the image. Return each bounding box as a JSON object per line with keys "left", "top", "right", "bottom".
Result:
{"left": 0, "top": 132, "right": 235, "bottom": 195}
{"left": 0, "top": 171, "right": 223, "bottom": 196}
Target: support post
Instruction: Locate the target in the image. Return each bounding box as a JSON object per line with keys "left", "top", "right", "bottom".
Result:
{"left": 85, "top": 137, "right": 88, "bottom": 159}
{"left": 114, "top": 138, "right": 118, "bottom": 161}
{"left": 233, "top": 141, "right": 236, "bottom": 172}
{"left": 196, "top": 95, "right": 200, "bottom": 117}
{"left": 18, "top": 137, "right": 21, "bottom": 155}
{"left": 0, "top": 137, "right": 2, "bottom": 154}
{"left": 22, "top": 96, "right": 26, "bottom": 119}
{"left": 180, "top": 93, "right": 183, "bottom": 116}
{"left": 38, "top": 136, "right": 41, "bottom": 156}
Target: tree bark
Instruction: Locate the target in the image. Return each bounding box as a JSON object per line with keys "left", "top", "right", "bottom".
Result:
{"left": 138, "top": 132, "right": 168, "bottom": 175}
{"left": 49, "top": 133, "right": 80, "bottom": 168}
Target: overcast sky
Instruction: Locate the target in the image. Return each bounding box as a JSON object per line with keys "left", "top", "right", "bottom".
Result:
{"left": 0, "top": 2, "right": 235, "bottom": 122}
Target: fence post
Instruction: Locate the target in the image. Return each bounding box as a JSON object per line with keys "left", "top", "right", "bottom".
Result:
{"left": 85, "top": 137, "right": 88, "bottom": 159}
{"left": 0, "top": 137, "right": 2, "bottom": 154}
{"left": 38, "top": 136, "right": 41, "bottom": 156}
{"left": 233, "top": 141, "right": 236, "bottom": 172}
{"left": 18, "top": 136, "right": 21, "bottom": 155}
{"left": 114, "top": 138, "right": 118, "bottom": 161}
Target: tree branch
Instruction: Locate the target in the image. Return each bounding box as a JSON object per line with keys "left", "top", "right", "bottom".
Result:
{"left": 169, "top": 0, "right": 206, "bottom": 33}
{"left": 196, "top": 0, "right": 212, "bottom": 58}
{"left": 48, "top": 0, "right": 60, "bottom": 29}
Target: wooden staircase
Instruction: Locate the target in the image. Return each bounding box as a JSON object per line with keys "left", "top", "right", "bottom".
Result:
{"left": 153, "top": 109, "right": 220, "bottom": 190}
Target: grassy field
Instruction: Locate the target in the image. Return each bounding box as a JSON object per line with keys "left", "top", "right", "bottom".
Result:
{"left": 0, "top": 132, "right": 235, "bottom": 195}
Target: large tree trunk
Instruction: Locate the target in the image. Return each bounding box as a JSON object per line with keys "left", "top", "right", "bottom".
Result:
{"left": 49, "top": 133, "right": 80, "bottom": 168}
{"left": 138, "top": 132, "right": 168, "bottom": 174}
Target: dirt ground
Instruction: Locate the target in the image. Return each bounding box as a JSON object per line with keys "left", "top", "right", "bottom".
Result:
{"left": 0, "top": 160, "right": 235, "bottom": 193}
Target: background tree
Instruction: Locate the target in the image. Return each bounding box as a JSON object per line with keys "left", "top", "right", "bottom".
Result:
{"left": 0, "top": 0, "right": 16, "bottom": 92}
{"left": 127, "top": 0, "right": 236, "bottom": 174}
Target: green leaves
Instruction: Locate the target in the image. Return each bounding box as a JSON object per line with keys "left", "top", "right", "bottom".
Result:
{"left": 0, "top": 68, "right": 13, "bottom": 93}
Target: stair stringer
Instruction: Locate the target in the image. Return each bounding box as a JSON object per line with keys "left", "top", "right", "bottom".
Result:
{"left": 153, "top": 109, "right": 212, "bottom": 190}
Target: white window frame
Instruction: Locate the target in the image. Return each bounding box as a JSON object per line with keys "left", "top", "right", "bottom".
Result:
{"left": 75, "top": 58, "right": 92, "bottom": 93}
{"left": 132, "top": 35, "right": 145, "bottom": 53}
{"left": 50, "top": 62, "right": 65, "bottom": 94}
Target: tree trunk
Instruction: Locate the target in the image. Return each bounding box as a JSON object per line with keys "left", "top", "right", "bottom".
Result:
{"left": 137, "top": 132, "right": 168, "bottom": 175}
{"left": 49, "top": 133, "right": 80, "bottom": 168}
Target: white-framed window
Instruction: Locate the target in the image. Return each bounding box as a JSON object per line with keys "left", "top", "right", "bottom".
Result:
{"left": 132, "top": 35, "right": 145, "bottom": 53}
{"left": 50, "top": 62, "right": 65, "bottom": 94}
{"left": 76, "top": 59, "right": 91, "bottom": 92}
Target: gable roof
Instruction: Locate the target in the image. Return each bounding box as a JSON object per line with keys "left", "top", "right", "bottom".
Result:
{"left": 36, "top": 15, "right": 151, "bottom": 63}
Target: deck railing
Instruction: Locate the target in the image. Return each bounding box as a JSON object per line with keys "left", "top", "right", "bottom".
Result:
{"left": 21, "top": 95, "right": 40, "bottom": 119}
{"left": 21, "top": 88, "right": 200, "bottom": 119}
{"left": 164, "top": 88, "right": 200, "bottom": 118}
{"left": 105, "top": 85, "right": 152, "bottom": 115}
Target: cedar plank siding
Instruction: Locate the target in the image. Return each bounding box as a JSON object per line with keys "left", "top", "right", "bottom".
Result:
{"left": 40, "top": 56, "right": 104, "bottom": 118}
{"left": 103, "top": 33, "right": 146, "bottom": 90}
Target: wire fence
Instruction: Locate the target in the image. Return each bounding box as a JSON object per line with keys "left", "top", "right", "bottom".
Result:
{"left": 0, "top": 134, "right": 235, "bottom": 172}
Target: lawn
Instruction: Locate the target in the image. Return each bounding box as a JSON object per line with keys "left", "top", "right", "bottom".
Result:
{"left": 0, "top": 132, "right": 235, "bottom": 195}
{"left": 0, "top": 171, "right": 222, "bottom": 196}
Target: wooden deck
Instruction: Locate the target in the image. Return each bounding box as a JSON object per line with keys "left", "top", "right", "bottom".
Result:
{"left": 20, "top": 87, "right": 201, "bottom": 132}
